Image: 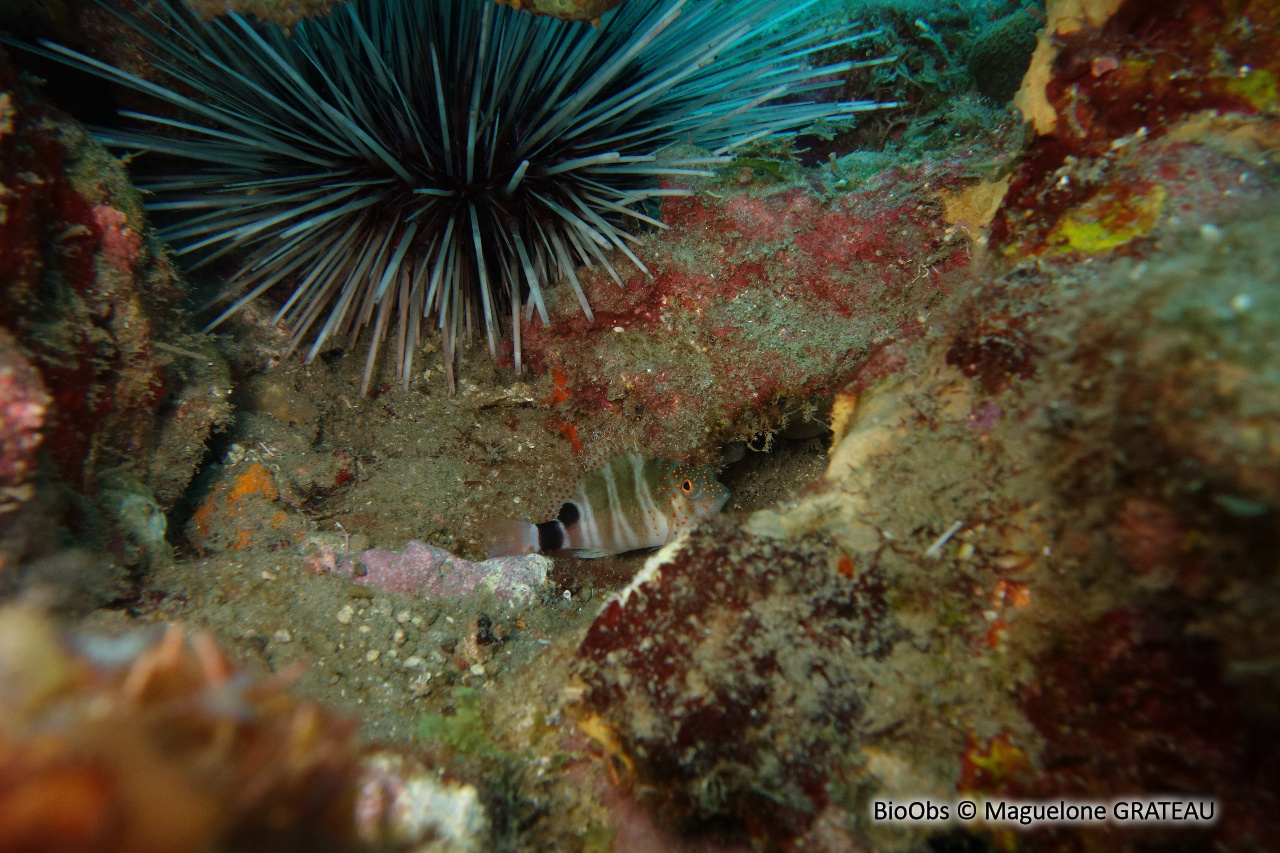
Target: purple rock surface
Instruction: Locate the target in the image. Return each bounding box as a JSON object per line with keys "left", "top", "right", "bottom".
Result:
{"left": 341, "top": 540, "right": 549, "bottom": 604}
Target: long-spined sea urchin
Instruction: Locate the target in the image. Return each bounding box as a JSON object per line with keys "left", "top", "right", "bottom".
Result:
{"left": 14, "top": 0, "right": 893, "bottom": 393}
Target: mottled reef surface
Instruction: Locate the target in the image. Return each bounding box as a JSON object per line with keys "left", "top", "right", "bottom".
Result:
{"left": 2, "top": 0, "right": 1280, "bottom": 851}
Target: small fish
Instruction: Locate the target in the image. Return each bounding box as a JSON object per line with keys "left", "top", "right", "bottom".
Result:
{"left": 483, "top": 450, "right": 730, "bottom": 558}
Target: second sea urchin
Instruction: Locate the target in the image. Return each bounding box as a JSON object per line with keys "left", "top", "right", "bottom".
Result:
{"left": 19, "top": 0, "right": 891, "bottom": 393}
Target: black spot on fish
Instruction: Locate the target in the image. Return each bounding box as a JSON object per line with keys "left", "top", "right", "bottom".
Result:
{"left": 537, "top": 520, "right": 565, "bottom": 552}
{"left": 558, "top": 502, "right": 580, "bottom": 526}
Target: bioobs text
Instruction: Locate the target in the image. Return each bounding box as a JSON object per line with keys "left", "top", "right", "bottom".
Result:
{"left": 873, "top": 800, "right": 951, "bottom": 822}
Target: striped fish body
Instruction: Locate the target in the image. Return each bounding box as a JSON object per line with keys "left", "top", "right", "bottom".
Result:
{"left": 483, "top": 452, "right": 729, "bottom": 558}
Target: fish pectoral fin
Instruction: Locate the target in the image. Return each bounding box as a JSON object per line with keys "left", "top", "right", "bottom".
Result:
{"left": 481, "top": 518, "right": 539, "bottom": 558}
{"left": 573, "top": 548, "right": 613, "bottom": 559}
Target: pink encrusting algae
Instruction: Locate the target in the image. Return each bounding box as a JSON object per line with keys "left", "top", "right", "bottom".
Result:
{"left": 340, "top": 540, "right": 550, "bottom": 604}
{"left": 91, "top": 204, "right": 142, "bottom": 275}
{"left": 0, "top": 329, "right": 49, "bottom": 514}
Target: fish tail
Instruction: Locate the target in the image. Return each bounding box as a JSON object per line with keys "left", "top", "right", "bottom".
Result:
{"left": 481, "top": 518, "right": 540, "bottom": 558}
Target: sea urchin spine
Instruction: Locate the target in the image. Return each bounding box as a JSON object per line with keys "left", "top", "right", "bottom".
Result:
{"left": 14, "top": 0, "right": 894, "bottom": 393}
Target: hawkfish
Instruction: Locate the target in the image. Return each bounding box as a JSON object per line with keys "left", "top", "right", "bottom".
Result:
{"left": 482, "top": 450, "right": 730, "bottom": 558}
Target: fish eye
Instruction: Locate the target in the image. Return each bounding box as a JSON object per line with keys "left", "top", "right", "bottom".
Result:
{"left": 681, "top": 479, "right": 693, "bottom": 493}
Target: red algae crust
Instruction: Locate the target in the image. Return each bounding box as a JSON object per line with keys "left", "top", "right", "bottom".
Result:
{"left": 998, "top": 0, "right": 1280, "bottom": 257}
{"left": 520, "top": 162, "right": 969, "bottom": 463}
{"left": 577, "top": 525, "right": 895, "bottom": 838}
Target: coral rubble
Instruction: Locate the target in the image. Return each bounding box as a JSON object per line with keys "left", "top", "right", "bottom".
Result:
{"left": 355, "top": 751, "right": 490, "bottom": 851}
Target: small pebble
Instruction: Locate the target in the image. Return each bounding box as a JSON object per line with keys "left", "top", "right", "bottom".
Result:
{"left": 272, "top": 629, "right": 292, "bottom": 644}
{"left": 469, "top": 663, "right": 486, "bottom": 676}
{"left": 395, "top": 609, "right": 412, "bottom": 624}
{"left": 359, "top": 624, "right": 372, "bottom": 634}
{"left": 393, "top": 628, "right": 407, "bottom": 646}
{"left": 366, "top": 650, "right": 380, "bottom": 663}
{"left": 336, "top": 604, "right": 355, "bottom": 625}
{"left": 403, "top": 655, "right": 425, "bottom": 668}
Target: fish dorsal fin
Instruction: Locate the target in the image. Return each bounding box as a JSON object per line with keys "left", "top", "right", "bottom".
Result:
{"left": 579, "top": 438, "right": 642, "bottom": 474}
{"left": 532, "top": 442, "right": 603, "bottom": 524}
{"left": 537, "top": 467, "right": 582, "bottom": 524}
{"left": 534, "top": 437, "right": 644, "bottom": 523}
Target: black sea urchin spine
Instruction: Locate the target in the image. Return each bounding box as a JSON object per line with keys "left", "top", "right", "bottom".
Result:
{"left": 13, "top": 0, "right": 894, "bottom": 393}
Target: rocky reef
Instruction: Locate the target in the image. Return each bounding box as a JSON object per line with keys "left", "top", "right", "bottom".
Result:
{"left": 0, "top": 328, "right": 47, "bottom": 517}
{"left": 552, "top": 0, "right": 1280, "bottom": 844}
{"left": 0, "top": 45, "right": 230, "bottom": 584}
{"left": 0, "top": 0, "right": 1277, "bottom": 850}
{"left": 572, "top": 198, "right": 1280, "bottom": 847}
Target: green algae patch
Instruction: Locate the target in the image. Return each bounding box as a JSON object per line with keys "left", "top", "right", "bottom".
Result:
{"left": 1227, "top": 68, "right": 1278, "bottom": 112}
{"left": 581, "top": 825, "right": 615, "bottom": 852}
{"left": 1045, "top": 181, "right": 1167, "bottom": 254}
{"left": 728, "top": 157, "right": 790, "bottom": 181}
{"left": 418, "top": 686, "right": 500, "bottom": 757}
